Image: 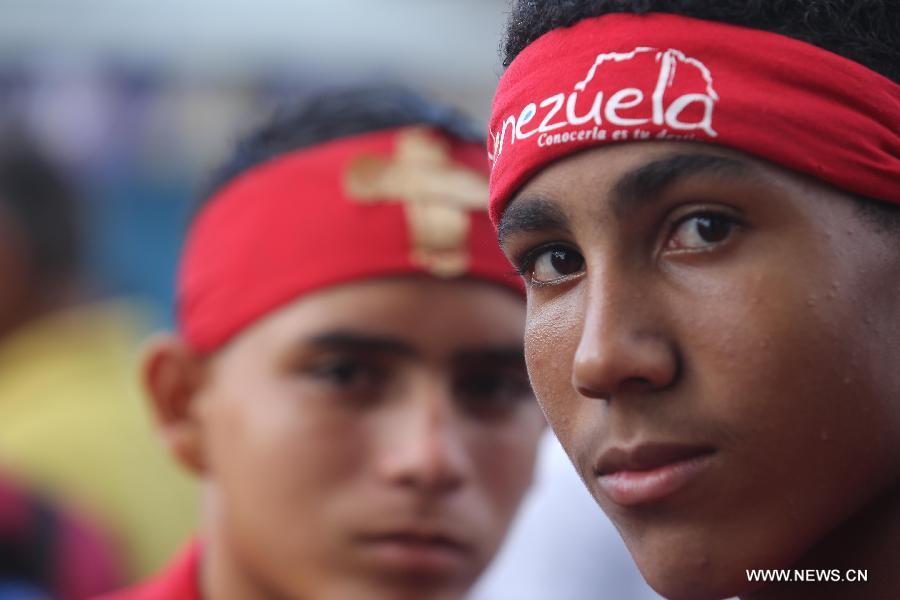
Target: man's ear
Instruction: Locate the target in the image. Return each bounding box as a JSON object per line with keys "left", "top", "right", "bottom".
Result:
{"left": 142, "top": 334, "right": 211, "bottom": 477}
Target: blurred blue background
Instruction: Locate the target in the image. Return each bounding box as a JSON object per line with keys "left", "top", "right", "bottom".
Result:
{"left": 0, "top": 0, "right": 509, "bottom": 322}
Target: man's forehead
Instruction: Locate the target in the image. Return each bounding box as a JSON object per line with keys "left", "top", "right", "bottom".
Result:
{"left": 227, "top": 276, "right": 526, "bottom": 352}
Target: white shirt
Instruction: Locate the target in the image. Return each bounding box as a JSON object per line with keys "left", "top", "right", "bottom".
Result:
{"left": 470, "top": 432, "right": 664, "bottom": 600}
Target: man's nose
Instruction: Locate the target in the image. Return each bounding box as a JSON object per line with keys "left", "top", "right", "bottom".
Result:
{"left": 376, "top": 378, "right": 469, "bottom": 494}
{"left": 571, "top": 273, "right": 678, "bottom": 401}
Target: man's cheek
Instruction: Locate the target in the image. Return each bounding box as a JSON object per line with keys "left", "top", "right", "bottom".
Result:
{"left": 524, "top": 293, "right": 582, "bottom": 383}
{"left": 524, "top": 332, "right": 574, "bottom": 427}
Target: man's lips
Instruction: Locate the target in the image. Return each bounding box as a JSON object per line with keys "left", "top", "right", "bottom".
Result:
{"left": 356, "top": 528, "right": 472, "bottom": 575}
{"left": 593, "top": 442, "right": 716, "bottom": 507}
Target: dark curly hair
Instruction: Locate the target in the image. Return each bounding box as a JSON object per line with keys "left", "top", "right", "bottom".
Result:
{"left": 502, "top": 0, "right": 899, "bottom": 82}
{"left": 202, "top": 84, "right": 482, "bottom": 206}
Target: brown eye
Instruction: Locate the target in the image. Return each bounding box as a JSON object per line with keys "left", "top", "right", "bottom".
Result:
{"left": 531, "top": 246, "right": 585, "bottom": 284}
{"left": 668, "top": 214, "right": 737, "bottom": 251}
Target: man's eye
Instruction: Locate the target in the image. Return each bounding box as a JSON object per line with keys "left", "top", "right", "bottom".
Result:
{"left": 308, "top": 357, "right": 382, "bottom": 389}
{"left": 524, "top": 246, "right": 585, "bottom": 284}
{"left": 454, "top": 370, "right": 533, "bottom": 419}
{"left": 667, "top": 213, "right": 738, "bottom": 251}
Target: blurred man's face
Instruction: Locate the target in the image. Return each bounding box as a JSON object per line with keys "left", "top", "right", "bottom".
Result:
{"left": 497, "top": 141, "right": 900, "bottom": 599}
{"left": 191, "top": 277, "right": 543, "bottom": 600}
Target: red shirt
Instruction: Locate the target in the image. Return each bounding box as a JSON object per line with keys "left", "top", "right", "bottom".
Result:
{"left": 95, "top": 543, "right": 201, "bottom": 600}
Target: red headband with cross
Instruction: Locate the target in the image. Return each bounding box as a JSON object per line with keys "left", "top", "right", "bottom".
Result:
{"left": 178, "top": 126, "right": 523, "bottom": 353}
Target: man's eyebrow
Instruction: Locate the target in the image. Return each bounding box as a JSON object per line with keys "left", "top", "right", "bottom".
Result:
{"left": 305, "top": 331, "right": 417, "bottom": 357}
{"left": 305, "top": 335, "right": 524, "bottom": 366}
{"left": 497, "top": 154, "right": 758, "bottom": 243}
{"left": 497, "top": 196, "right": 571, "bottom": 247}
{"left": 612, "top": 153, "right": 759, "bottom": 217}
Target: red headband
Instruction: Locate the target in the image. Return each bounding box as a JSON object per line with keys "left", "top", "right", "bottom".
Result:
{"left": 179, "top": 127, "right": 522, "bottom": 353}
{"left": 488, "top": 12, "right": 900, "bottom": 225}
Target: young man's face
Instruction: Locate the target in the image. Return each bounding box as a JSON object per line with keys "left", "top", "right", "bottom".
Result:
{"left": 168, "top": 278, "right": 543, "bottom": 600}
{"left": 497, "top": 141, "right": 900, "bottom": 599}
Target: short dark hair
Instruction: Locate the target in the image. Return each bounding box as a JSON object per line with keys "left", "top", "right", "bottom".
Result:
{"left": 501, "top": 0, "right": 900, "bottom": 230}
{"left": 0, "top": 140, "right": 81, "bottom": 283}
{"left": 202, "top": 85, "right": 483, "bottom": 204}
{"left": 502, "top": 0, "right": 899, "bottom": 83}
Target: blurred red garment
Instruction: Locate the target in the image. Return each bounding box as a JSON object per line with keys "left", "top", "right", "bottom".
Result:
{"left": 93, "top": 543, "right": 199, "bottom": 600}
{"left": 0, "top": 472, "right": 123, "bottom": 599}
